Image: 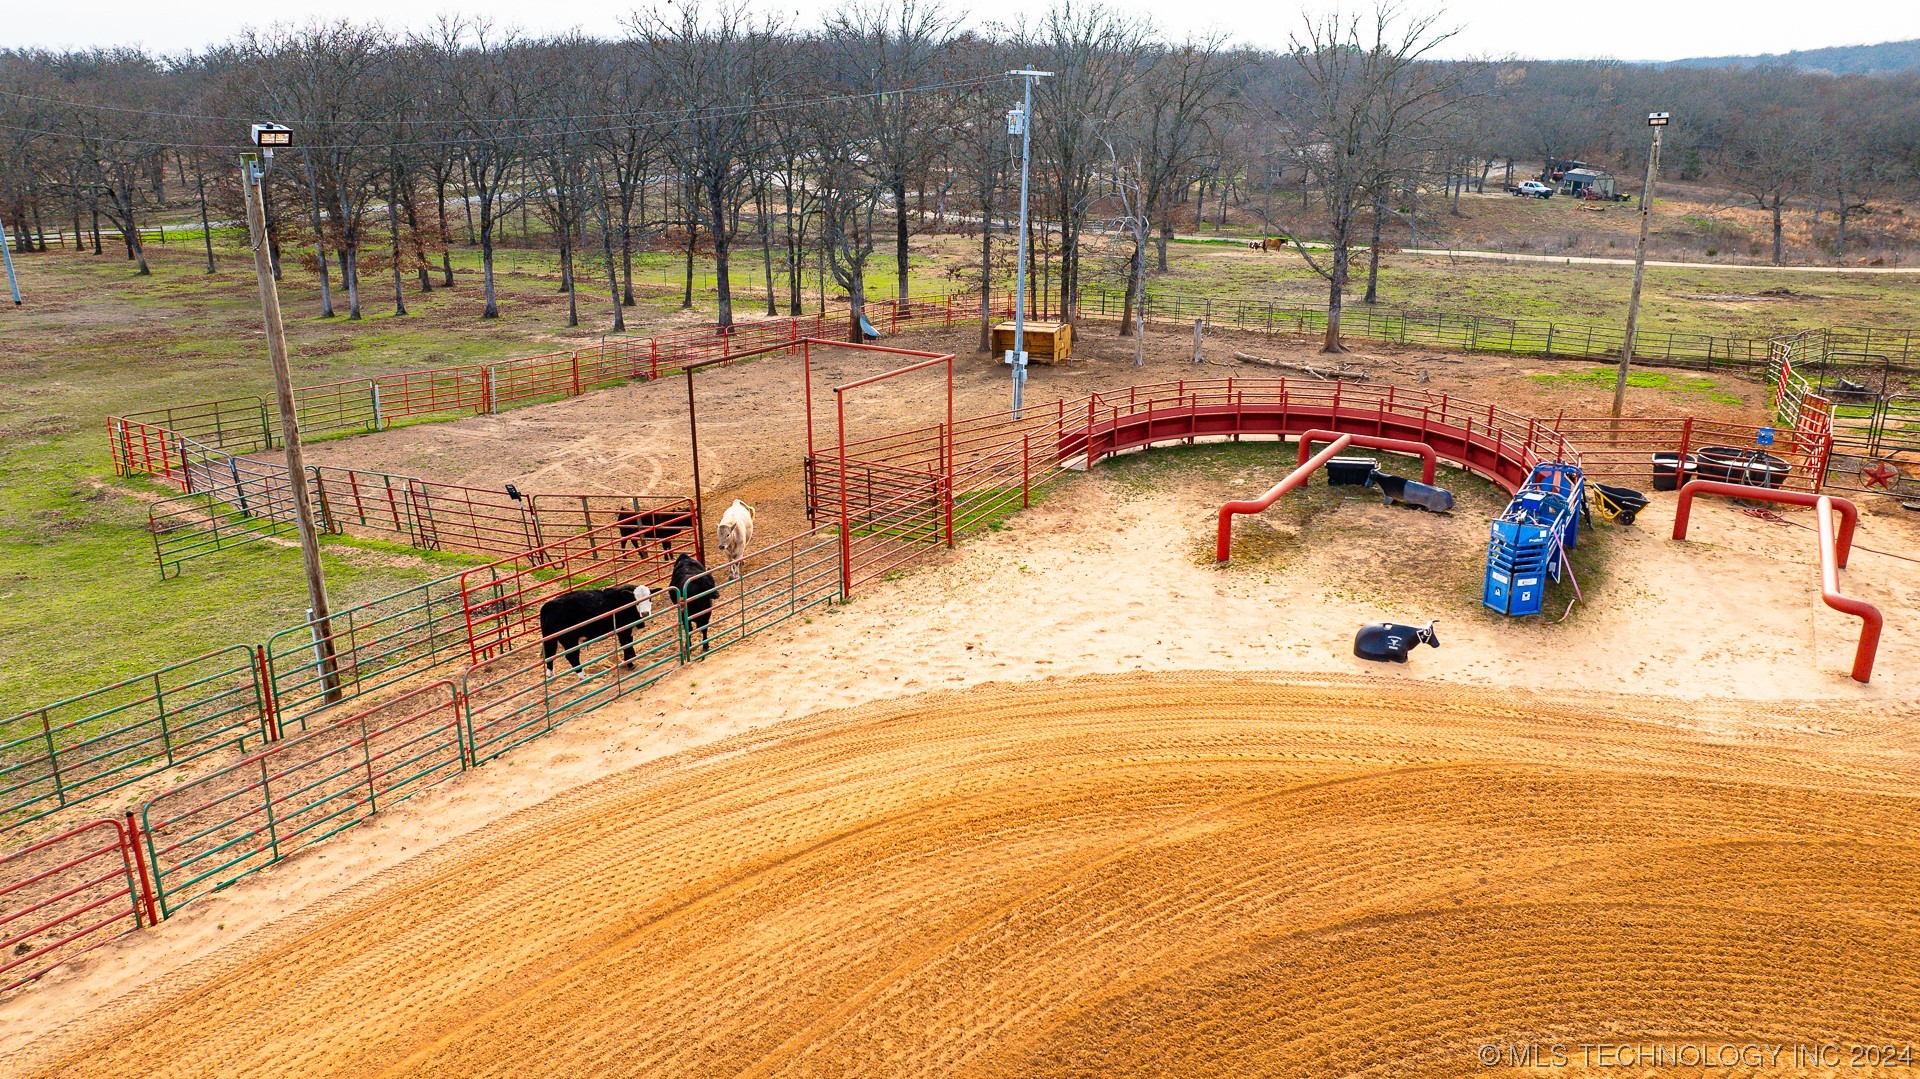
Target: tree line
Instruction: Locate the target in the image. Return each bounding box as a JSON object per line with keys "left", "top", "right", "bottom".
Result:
{"left": 4, "top": 1, "right": 1918, "bottom": 352}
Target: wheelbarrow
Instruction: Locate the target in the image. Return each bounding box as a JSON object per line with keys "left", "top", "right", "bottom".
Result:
{"left": 1590, "top": 484, "right": 1649, "bottom": 526}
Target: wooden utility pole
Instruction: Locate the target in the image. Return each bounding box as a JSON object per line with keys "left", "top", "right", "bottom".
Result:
{"left": 242, "top": 148, "right": 341, "bottom": 702}
{"left": 685, "top": 365, "right": 705, "bottom": 548}
{"left": 1613, "top": 113, "right": 1669, "bottom": 419}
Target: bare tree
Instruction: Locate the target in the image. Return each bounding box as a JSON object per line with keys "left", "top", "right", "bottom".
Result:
{"left": 810, "top": 100, "right": 887, "bottom": 341}
{"left": 415, "top": 92, "right": 465, "bottom": 289}
{"left": 53, "top": 50, "right": 168, "bottom": 274}
{"left": 245, "top": 21, "right": 393, "bottom": 318}
{"left": 1120, "top": 35, "right": 1242, "bottom": 334}
{"left": 633, "top": 1, "right": 791, "bottom": 329}
{"left": 1721, "top": 83, "right": 1818, "bottom": 266}
{"left": 1025, "top": 3, "right": 1147, "bottom": 327}
{"left": 595, "top": 41, "right": 670, "bottom": 309}
{"left": 1271, "top": 5, "right": 1462, "bottom": 352}
{"left": 420, "top": 18, "right": 550, "bottom": 319}
{"left": 527, "top": 38, "right": 602, "bottom": 329}
{"left": 825, "top": 0, "right": 959, "bottom": 301}
{"left": 1816, "top": 85, "right": 1896, "bottom": 259}
{"left": 1097, "top": 130, "right": 1152, "bottom": 363}
{"left": 766, "top": 91, "right": 826, "bottom": 316}
{"left": 947, "top": 40, "right": 1012, "bottom": 351}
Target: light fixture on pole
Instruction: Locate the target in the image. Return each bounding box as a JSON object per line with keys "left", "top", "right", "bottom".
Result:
{"left": 1612, "top": 111, "right": 1669, "bottom": 419}
{"left": 1005, "top": 68, "right": 1053, "bottom": 418}
{"left": 241, "top": 121, "right": 342, "bottom": 702}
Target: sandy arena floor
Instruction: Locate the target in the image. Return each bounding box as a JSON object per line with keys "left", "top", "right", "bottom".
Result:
{"left": 7, "top": 326, "right": 1917, "bottom": 1074}
{"left": 5, "top": 448, "right": 1917, "bottom": 1075}
{"left": 8, "top": 672, "right": 1918, "bottom": 1077}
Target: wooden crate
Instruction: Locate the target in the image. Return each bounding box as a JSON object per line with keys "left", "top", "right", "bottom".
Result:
{"left": 991, "top": 321, "right": 1072, "bottom": 364}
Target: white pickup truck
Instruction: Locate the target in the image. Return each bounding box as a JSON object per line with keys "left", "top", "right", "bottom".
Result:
{"left": 1509, "top": 180, "right": 1553, "bottom": 199}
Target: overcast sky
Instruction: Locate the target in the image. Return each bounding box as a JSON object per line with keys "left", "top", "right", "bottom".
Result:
{"left": 12, "top": 0, "right": 1920, "bottom": 63}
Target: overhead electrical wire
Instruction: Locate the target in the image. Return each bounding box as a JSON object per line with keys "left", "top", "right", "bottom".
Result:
{"left": 0, "top": 71, "right": 1011, "bottom": 153}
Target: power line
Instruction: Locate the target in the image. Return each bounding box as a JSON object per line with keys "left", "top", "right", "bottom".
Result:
{"left": 0, "top": 72, "right": 1006, "bottom": 141}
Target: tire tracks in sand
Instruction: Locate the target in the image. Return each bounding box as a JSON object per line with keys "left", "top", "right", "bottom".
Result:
{"left": 11, "top": 673, "right": 1919, "bottom": 1078}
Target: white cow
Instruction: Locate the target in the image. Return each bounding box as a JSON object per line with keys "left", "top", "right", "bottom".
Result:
{"left": 715, "top": 500, "right": 755, "bottom": 581}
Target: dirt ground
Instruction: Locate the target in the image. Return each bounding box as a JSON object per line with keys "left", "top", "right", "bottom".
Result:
{"left": 5, "top": 441, "right": 1918, "bottom": 1073}
{"left": 5, "top": 671, "right": 1916, "bottom": 1077}
{"left": 6, "top": 322, "right": 1917, "bottom": 1074}
{"left": 294, "top": 321, "right": 1777, "bottom": 553}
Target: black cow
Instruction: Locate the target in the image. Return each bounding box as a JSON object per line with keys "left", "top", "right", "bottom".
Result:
{"left": 616, "top": 507, "right": 693, "bottom": 560}
{"left": 670, "top": 553, "right": 717, "bottom": 654}
{"left": 539, "top": 585, "right": 651, "bottom": 674}
{"left": 1353, "top": 620, "right": 1439, "bottom": 663}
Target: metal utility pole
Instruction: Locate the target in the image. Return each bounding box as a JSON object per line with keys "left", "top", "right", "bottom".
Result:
{"left": 242, "top": 125, "right": 341, "bottom": 702}
{"left": 1612, "top": 111, "right": 1669, "bottom": 419}
{"left": 1006, "top": 68, "right": 1053, "bottom": 418}
{"left": 0, "top": 217, "right": 19, "bottom": 305}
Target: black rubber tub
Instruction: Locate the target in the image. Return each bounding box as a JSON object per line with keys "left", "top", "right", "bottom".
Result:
{"left": 1651, "top": 452, "right": 1701, "bottom": 492}
{"left": 1693, "top": 446, "right": 1790, "bottom": 488}
{"left": 1326, "top": 457, "right": 1379, "bottom": 486}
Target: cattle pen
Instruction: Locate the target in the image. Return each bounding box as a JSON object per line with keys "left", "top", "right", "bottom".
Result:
{"left": 5, "top": 310, "right": 1916, "bottom": 1078}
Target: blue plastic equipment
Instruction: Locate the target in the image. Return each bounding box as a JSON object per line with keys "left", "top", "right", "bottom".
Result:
{"left": 1483, "top": 462, "right": 1585, "bottom": 617}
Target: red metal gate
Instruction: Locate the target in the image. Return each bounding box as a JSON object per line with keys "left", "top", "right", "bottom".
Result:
{"left": 1, "top": 817, "right": 153, "bottom": 991}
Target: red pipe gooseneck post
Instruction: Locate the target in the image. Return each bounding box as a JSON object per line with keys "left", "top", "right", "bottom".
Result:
{"left": 837, "top": 387, "right": 851, "bottom": 600}
{"left": 1817, "top": 496, "right": 1882, "bottom": 684}
{"left": 1671, "top": 481, "right": 1876, "bottom": 684}
{"left": 1217, "top": 434, "right": 1352, "bottom": 563}
{"left": 1671, "top": 480, "right": 1857, "bottom": 567}
{"left": 1294, "top": 429, "right": 1438, "bottom": 484}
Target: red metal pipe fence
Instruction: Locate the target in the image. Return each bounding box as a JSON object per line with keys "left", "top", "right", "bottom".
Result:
{"left": 1066, "top": 379, "right": 1577, "bottom": 493}
{"left": 1668, "top": 481, "right": 1877, "bottom": 683}
{"left": 1218, "top": 435, "right": 1355, "bottom": 563}
{"left": 1295, "top": 429, "right": 1438, "bottom": 483}
{"left": 1817, "top": 497, "right": 1884, "bottom": 684}
{"left": 819, "top": 376, "right": 1594, "bottom": 589}
{"left": 143, "top": 433, "right": 679, "bottom": 575}
{"left": 111, "top": 295, "right": 972, "bottom": 460}
{"left": 1671, "top": 480, "right": 1859, "bottom": 566}
{"left": 0, "top": 818, "right": 151, "bottom": 991}
{"left": 1548, "top": 416, "right": 1828, "bottom": 492}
